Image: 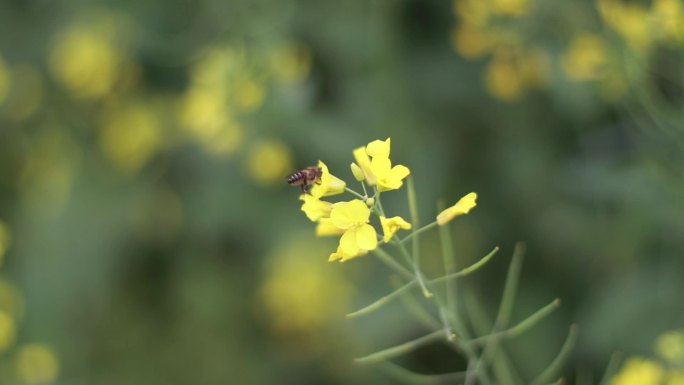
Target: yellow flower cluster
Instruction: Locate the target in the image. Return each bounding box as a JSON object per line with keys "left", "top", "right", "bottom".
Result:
{"left": 611, "top": 330, "right": 684, "bottom": 385}
{"left": 297, "top": 138, "right": 477, "bottom": 262}
{"left": 451, "top": 0, "right": 684, "bottom": 102}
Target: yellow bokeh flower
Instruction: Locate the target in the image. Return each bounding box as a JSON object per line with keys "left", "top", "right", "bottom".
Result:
{"left": 245, "top": 139, "right": 293, "bottom": 185}
{"left": 15, "top": 344, "right": 59, "bottom": 385}
{"left": 655, "top": 330, "right": 684, "bottom": 365}
{"left": 269, "top": 43, "right": 312, "bottom": 84}
{"left": 379, "top": 216, "right": 412, "bottom": 243}
{"left": 451, "top": 23, "right": 494, "bottom": 59}
{"left": 0, "top": 310, "right": 16, "bottom": 352}
{"left": 485, "top": 52, "right": 524, "bottom": 101}
{"left": 300, "top": 195, "right": 333, "bottom": 222}
{"left": 437, "top": 192, "right": 478, "bottom": 225}
{"left": 260, "top": 236, "right": 351, "bottom": 336}
{"left": 561, "top": 33, "right": 606, "bottom": 81}
{"left": 309, "top": 161, "right": 346, "bottom": 198}
{"left": 49, "top": 27, "right": 120, "bottom": 99}
{"left": 353, "top": 138, "right": 410, "bottom": 192}
{"left": 99, "top": 103, "right": 161, "bottom": 173}
{"left": 611, "top": 357, "right": 664, "bottom": 385}
{"left": 328, "top": 200, "right": 378, "bottom": 261}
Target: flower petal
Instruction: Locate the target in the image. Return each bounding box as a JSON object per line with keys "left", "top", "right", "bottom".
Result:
{"left": 380, "top": 215, "right": 412, "bottom": 242}
{"left": 339, "top": 228, "right": 360, "bottom": 256}
{"left": 437, "top": 192, "right": 478, "bottom": 225}
{"left": 300, "top": 195, "right": 332, "bottom": 222}
{"left": 330, "top": 202, "right": 354, "bottom": 229}
{"left": 316, "top": 218, "right": 346, "bottom": 236}
{"left": 389, "top": 164, "right": 410, "bottom": 182}
{"left": 370, "top": 156, "right": 391, "bottom": 180}
{"left": 366, "top": 138, "right": 391, "bottom": 158}
{"left": 355, "top": 224, "right": 378, "bottom": 251}
{"left": 353, "top": 147, "right": 376, "bottom": 185}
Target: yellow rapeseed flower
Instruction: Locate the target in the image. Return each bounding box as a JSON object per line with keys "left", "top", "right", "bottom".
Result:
{"left": 669, "top": 371, "right": 684, "bottom": 385}
{"left": 353, "top": 138, "right": 410, "bottom": 192}
{"left": 379, "top": 216, "right": 412, "bottom": 243}
{"left": 611, "top": 357, "right": 664, "bottom": 385}
{"left": 300, "top": 195, "right": 333, "bottom": 222}
{"left": 309, "top": 161, "right": 346, "bottom": 198}
{"left": 328, "top": 200, "right": 378, "bottom": 261}
{"left": 437, "top": 192, "right": 478, "bottom": 225}
{"left": 316, "top": 218, "right": 346, "bottom": 236}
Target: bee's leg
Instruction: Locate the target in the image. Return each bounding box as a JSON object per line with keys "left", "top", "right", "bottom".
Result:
{"left": 300, "top": 184, "right": 307, "bottom": 194}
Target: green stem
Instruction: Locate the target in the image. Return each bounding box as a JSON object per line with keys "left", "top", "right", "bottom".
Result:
{"left": 530, "top": 324, "right": 578, "bottom": 385}
{"left": 401, "top": 221, "right": 438, "bottom": 244}
{"left": 355, "top": 330, "right": 444, "bottom": 364}
{"left": 429, "top": 247, "right": 499, "bottom": 285}
{"left": 468, "top": 299, "right": 561, "bottom": 346}
{"left": 371, "top": 248, "right": 413, "bottom": 280}
{"left": 346, "top": 280, "right": 416, "bottom": 318}
{"left": 599, "top": 352, "right": 623, "bottom": 385}
{"left": 345, "top": 187, "right": 366, "bottom": 199}
{"left": 396, "top": 240, "right": 432, "bottom": 298}
{"left": 378, "top": 361, "right": 466, "bottom": 385}
{"left": 407, "top": 177, "right": 421, "bottom": 266}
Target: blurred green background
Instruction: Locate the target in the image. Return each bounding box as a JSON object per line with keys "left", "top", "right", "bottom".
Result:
{"left": 0, "top": 0, "right": 683, "bottom": 384}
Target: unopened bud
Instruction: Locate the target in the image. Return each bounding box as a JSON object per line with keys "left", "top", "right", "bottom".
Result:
{"left": 350, "top": 162, "right": 365, "bottom": 181}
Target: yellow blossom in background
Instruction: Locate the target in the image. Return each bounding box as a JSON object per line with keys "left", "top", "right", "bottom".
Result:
{"left": 49, "top": 26, "right": 120, "bottom": 99}
{"left": 4, "top": 64, "right": 44, "bottom": 122}
{"left": 232, "top": 77, "right": 265, "bottom": 113}
{"left": 437, "top": 192, "right": 478, "bottom": 225}
{"left": 451, "top": 24, "right": 494, "bottom": 59}
{"left": 353, "top": 138, "right": 410, "bottom": 192}
{"left": 0, "top": 54, "right": 10, "bottom": 104}
{"left": 99, "top": 103, "right": 162, "bottom": 173}
{"left": 245, "top": 139, "right": 294, "bottom": 185}
{"left": 0, "top": 311, "right": 16, "bottom": 352}
{"left": 190, "top": 46, "right": 243, "bottom": 88}
{"left": 652, "top": 0, "right": 684, "bottom": 44}
{"left": 269, "top": 43, "right": 312, "bottom": 84}
{"left": 203, "top": 120, "right": 244, "bottom": 157}
{"left": 454, "top": 0, "right": 491, "bottom": 27}
{"left": 328, "top": 200, "right": 378, "bottom": 261}
{"left": 300, "top": 195, "right": 333, "bottom": 222}
{"left": 309, "top": 161, "right": 346, "bottom": 198}
{"left": 598, "top": 0, "right": 651, "bottom": 52}
{"left": 15, "top": 344, "right": 59, "bottom": 385}
{"left": 179, "top": 87, "right": 228, "bottom": 140}
{"left": 611, "top": 357, "right": 664, "bottom": 385}
{"left": 561, "top": 33, "right": 606, "bottom": 81}
{"left": 485, "top": 52, "right": 524, "bottom": 101}
{"left": 656, "top": 330, "right": 684, "bottom": 365}
{"left": 260, "top": 236, "right": 351, "bottom": 336}
{"left": 0, "top": 221, "right": 10, "bottom": 267}
{"left": 490, "top": 0, "right": 529, "bottom": 16}
{"left": 379, "top": 216, "right": 412, "bottom": 243}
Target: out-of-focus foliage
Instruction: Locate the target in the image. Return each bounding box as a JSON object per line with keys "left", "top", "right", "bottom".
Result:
{"left": 0, "top": 0, "right": 682, "bottom": 383}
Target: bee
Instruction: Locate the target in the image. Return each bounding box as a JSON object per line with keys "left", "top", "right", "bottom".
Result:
{"left": 287, "top": 166, "right": 323, "bottom": 194}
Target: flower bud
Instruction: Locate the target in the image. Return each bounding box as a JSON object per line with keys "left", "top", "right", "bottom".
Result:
{"left": 350, "top": 162, "right": 365, "bottom": 181}
{"left": 365, "top": 197, "right": 375, "bottom": 207}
